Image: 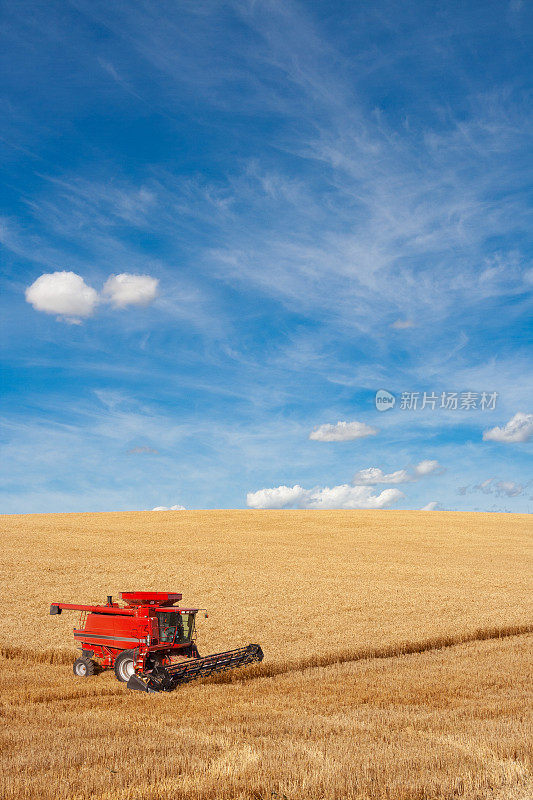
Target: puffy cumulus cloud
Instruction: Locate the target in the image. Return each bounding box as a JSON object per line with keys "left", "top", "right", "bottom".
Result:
{"left": 152, "top": 504, "right": 186, "bottom": 510}
{"left": 103, "top": 273, "right": 159, "bottom": 308}
{"left": 353, "top": 460, "right": 441, "bottom": 485}
{"left": 309, "top": 420, "right": 378, "bottom": 442}
{"left": 25, "top": 271, "right": 98, "bottom": 323}
{"left": 483, "top": 412, "right": 533, "bottom": 443}
{"left": 305, "top": 485, "right": 403, "bottom": 510}
{"left": 26, "top": 270, "right": 159, "bottom": 322}
{"left": 246, "top": 484, "right": 307, "bottom": 509}
{"left": 353, "top": 467, "right": 410, "bottom": 485}
{"left": 421, "top": 501, "right": 443, "bottom": 511}
{"left": 246, "top": 483, "right": 403, "bottom": 510}
{"left": 250, "top": 457, "right": 442, "bottom": 510}
{"left": 413, "top": 459, "right": 441, "bottom": 477}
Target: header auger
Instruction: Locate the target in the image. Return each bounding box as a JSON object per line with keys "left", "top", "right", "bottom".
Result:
{"left": 50, "top": 591, "right": 263, "bottom": 693}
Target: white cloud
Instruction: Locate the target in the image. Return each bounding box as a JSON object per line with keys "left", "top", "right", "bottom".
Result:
{"left": 494, "top": 481, "right": 523, "bottom": 497}
{"left": 461, "top": 478, "right": 525, "bottom": 498}
{"left": 152, "top": 504, "right": 186, "bottom": 510}
{"left": 246, "top": 484, "right": 307, "bottom": 509}
{"left": 309, "top": 420, "right": 378, "bottom": 442}
{"left": 391, "top": 319, "right": 415, "bottom": 329}
{"left": 483, "top": 412, "right": 533, "bottom": 443}
{"left": 413, "top": 459, "right": 441, "bottom": 476}
{"left": 103, "top": 273, "right": 159, "bottom": 308}
{"left": 353, "top": 460, "right": 441, "bottom": 485}
{"left": 246, "top": 483, "right": 403, "bottom": 510}
{"left": 25, "top": 271, "right": 98, "bottom": 323}
{"left": 305, "top": 485, "right": 404, "bottom": 510}
{"left": 353, "top": 467, "right": 411, "bottom": 485}
{"left": 249, "top": 460, "right": 442, "bottom": 512}
{"left": 421, "top": 501, "right": 443, "bottom": 511}
{"left": 25, "top": 270, "right": 159, "bottom": 321}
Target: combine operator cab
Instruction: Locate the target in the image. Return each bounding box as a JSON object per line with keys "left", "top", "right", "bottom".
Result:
{"left": 50, "top": 591, "right": 263, "bottom": 693}
{"left": 157, "top": 610, "right": 196, "bottom": 645}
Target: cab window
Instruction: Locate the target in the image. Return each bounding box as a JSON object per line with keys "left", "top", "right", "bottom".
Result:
{"left": 157, "top": 612, "right": 194, "bottom": 643}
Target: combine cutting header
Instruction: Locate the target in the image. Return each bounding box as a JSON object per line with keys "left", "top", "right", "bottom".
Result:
{"left": 50, "top": 591, "right": 263, "bottom": 693}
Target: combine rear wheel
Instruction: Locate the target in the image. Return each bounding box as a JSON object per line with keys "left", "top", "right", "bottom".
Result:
{"left": 114, "top": 650, "right": 136, "bottom": 682}
{"left": 73, "top": 657, "right": 96, "bottom": 677}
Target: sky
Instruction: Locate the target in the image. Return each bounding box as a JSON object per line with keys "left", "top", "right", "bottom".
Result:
{"left": 0, "top": 0, "right": 532, "bottom": 513}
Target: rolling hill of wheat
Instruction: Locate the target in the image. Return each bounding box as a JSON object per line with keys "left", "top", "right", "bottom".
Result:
{"left": 0, "top": 510, "right": 531, "bottom": 799}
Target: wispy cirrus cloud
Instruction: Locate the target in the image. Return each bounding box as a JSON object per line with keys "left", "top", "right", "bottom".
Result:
{"left": 1, "top": 0, "right": 531, "bottom": 513}
{"left": 458, "top": 479, "right": 525, "bottom": 498}
{"left": 127, "top": 446, "right": 159, "bottom": 455}
{"left": 391, "top": 320, "right": 415, "bottom": 330}
{"left": 10, "top": 1, "right": 531, "bottom": 344}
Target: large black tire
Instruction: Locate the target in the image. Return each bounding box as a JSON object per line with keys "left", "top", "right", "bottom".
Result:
{"left": 73, "top": 657, "right": 96, "bottom": 677}
{"left": 114, "top": 650, "right": 136, "bottom": 682}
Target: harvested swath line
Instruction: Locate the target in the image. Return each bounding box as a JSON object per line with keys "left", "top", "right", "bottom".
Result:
{"left": 1, "top": 636, "right": 531, "bottom": 800}
{"left": 0, "top": 644, "right": 76, "bottom": 665}
{"left": 201, "top": 623, "right": 533, "bottom": 686}
{"left": 2, "top": 623, "right": 531, "bottom": 678}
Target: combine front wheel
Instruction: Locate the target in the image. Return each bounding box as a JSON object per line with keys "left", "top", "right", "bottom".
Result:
{"left": 114, "top": 650, "right": 136, "bottom": 682}
{"left": 73, "top": 657, "right": 96, "bottom": 677}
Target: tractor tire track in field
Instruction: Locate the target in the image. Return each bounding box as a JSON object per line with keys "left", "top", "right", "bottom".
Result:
{"left": 1, "top": 623, "right": 532, "bottom": 692}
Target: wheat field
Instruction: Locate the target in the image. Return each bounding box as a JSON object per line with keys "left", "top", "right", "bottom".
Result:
{"left": 0, "top": 510, "right": 531, "bottom": 799}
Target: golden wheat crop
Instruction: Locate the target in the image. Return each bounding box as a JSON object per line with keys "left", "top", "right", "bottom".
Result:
{"left": 1, "top": 510, "right": 531, "bottom": 660}
{"left": 1, "top": 635, "right": 531, "bottom": 800}
{"left": 0, "top": 510, "right": 531, "bottom": 799}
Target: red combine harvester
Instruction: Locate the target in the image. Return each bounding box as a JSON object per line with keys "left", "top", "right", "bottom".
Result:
{"left": 50, "top": 591, "right": 263, "bottom": 693}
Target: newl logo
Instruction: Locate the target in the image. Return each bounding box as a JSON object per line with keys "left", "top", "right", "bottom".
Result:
{"left": 375, "top": 389, "right": 396, "bottom": 411}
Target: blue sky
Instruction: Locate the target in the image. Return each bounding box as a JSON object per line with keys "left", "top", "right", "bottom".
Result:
{"left": 1, "top": 0, "right": 532, "bottom": 513}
